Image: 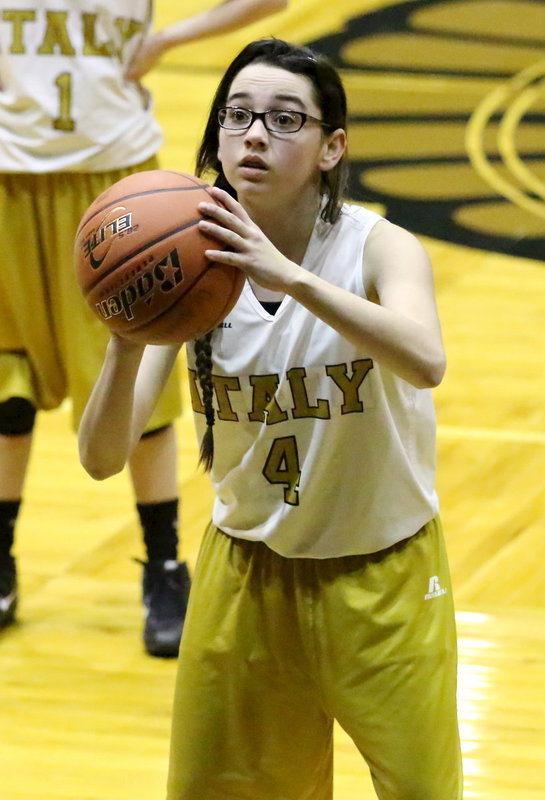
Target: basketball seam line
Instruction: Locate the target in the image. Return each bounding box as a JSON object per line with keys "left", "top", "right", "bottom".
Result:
{"left": 76, "top": 184, "right": 211, "bottom": 234}
{"left": 85, "top": 219, "right": 205, "bottom": 293}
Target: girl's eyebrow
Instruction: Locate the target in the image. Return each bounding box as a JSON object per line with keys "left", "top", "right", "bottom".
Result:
{"left": 227, "top": 90, "right": 306, "bottom": 109}
{"left": 275, "top": 94, "right": 306, "bottom": 109}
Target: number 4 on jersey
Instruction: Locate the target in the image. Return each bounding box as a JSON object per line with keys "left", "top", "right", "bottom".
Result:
{"left": 262, "top": 436, "right": 301, "bottom": 506}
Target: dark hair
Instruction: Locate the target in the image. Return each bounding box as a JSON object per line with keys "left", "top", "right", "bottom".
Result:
{"left": 196, "top": 38, "right": 349, "bottom": 224}
{"left": 194, "top": 331, "right": 215, "bottom": 471}
{"left": 194, "top": 39, "right": 349, "bottom": 471}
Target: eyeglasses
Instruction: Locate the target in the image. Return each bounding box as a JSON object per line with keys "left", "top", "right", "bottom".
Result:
{"left": 217, "top": 106, "right": 330, "bottom": 134}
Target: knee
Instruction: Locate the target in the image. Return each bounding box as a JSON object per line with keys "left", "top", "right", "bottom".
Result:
{"left": 0, "top": 397, "right": 37, "bottom": 436}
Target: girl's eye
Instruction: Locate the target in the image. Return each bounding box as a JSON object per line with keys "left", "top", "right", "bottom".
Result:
{"left": 225, "top": 108, "right": 251, "bottom": 125}
{"left": 272, "top": 111, "right": 298, "bottom": 127}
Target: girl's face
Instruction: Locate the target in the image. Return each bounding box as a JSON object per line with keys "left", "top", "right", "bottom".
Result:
{"left": 217, "top": 63, "right": 344, "bottom": 207}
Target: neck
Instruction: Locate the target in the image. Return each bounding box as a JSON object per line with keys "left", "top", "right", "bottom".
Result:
{"left": 241, "top": 187, "right": 322, "bottom": 264}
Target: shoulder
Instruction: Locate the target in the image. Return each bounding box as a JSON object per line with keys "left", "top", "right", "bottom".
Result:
{"left": 318, "top": 202, "right": 384, "bottom": 245}
{"left": 365, "top": 219, "right": 429, "bottom": 264}
{"left": 339, "top": 201, "right": 384, "bottom": 230}
{"left": 363, "top": 219, "right": 434, "bottom": 301}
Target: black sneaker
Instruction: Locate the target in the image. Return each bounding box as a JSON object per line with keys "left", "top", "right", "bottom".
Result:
{"left": 140, "top": 559, "right": 191, "bottom": 658}
{"left": 0, "top": 555, "right": 17, "bottom": 629}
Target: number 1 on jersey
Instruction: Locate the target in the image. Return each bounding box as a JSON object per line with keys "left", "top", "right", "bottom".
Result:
{"left": 262, "top": 436, "right": 301, "bottom": 506}
{"left": 53, "top": 72, "right": 75, "bottom": 131}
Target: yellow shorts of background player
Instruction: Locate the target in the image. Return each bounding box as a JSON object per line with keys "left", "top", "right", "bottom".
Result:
{"left": 167, "top": 517, "right": 463, "bottom": 800}
{"left": 0, "top": 156, "right": 181, "bottom": 431}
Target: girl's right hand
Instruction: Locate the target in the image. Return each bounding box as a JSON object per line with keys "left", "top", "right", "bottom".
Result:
{"left": 198, "top": 187, "right": 301, "bottom": 293}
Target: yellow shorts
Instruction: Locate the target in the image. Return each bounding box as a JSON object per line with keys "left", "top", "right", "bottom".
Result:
{"left": 167, "top": 518, "right": 462, "bottom": 800}
{"left": 0, "top": 158, "right": 181, "bottom": 430}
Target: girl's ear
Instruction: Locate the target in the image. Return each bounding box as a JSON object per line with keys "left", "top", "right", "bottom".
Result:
{"left": 319, "top": 128, "right": 347, "bottom": 173}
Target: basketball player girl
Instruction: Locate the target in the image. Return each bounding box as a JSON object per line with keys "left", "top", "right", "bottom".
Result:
{"left": 79, "top": 38, "right": 463, "bottom": 799}
{"left": 0, "top": 0, "right": 287, "bottom": 655}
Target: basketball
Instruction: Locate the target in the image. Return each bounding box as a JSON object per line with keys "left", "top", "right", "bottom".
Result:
{"left": 74, "top": 169, "right": 244, "bottom": 345}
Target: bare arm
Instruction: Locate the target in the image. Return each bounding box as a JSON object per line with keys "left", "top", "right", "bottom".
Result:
{"left": 78, "top": 337, "right": 181, "bottom": 480}
{"left": 287, "top": 221, "right": 446, "bottom": 388}
{"left": 198, "top": 189, "right": 446, "bottom": 389}
{"left": 126, "top": 0, "right": 289, "bottom": 81}
{"left": 357, "top": 219, "right": 445, "bottom": 386}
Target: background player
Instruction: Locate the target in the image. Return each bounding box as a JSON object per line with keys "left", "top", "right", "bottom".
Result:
{"left": 0, "top": 0, "right": 288, "bottom": 656}
{"left": 78, "top": 38, "right": 462, "bottom": 798}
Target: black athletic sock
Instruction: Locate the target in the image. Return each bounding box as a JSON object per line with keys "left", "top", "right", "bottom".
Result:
{"left": 137, "top": 499, "right": 179, "bottom": 562}
{"left": 0, "top": 500, "right": 20, "bottom": 559}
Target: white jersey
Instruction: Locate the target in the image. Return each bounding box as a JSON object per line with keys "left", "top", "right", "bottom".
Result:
{"left": 188, "top": 203, "right": 440, "bottom": 558}
{"left": 0, "top": 0, "right": 162, "bottom": 172}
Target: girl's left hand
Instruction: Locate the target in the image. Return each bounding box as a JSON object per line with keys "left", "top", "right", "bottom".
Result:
{"left": 198, "top": 187, "right": 300, "bottom": 292}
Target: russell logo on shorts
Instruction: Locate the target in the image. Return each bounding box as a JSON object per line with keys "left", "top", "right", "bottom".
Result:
{"left": 424, "top": 576, "right": 448, "bottom": 600}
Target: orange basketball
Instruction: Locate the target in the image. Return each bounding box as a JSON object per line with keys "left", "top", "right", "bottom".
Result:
{"left": 74, "top": 169, "right": 244, "bottom": 345}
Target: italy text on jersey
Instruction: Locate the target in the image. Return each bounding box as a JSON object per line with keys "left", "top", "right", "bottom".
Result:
{"left": 0, "top": 6, "right": 146, "bottom": 61}
{"left": 187, "top": 360, "right": 375, "bottom": 423}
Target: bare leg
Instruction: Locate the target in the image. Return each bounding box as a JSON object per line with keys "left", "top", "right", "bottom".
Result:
{"left": 0, "top": 433, "right": 33, "bottom": 500}
{"left": 128, "top": 425, "right": 178, "bottom": 504}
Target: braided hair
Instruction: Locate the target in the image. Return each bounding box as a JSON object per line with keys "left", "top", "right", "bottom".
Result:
{"left": 194, "top": 331, "right": 215, "bottom": 471}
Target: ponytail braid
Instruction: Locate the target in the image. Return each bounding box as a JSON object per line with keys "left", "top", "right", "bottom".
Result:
{"left": 194, "top": 331, "right": 215, "bottom": 471}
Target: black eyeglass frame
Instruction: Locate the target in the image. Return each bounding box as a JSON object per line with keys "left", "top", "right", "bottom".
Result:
{"left": 217, "top": 106, "right": 332, "bottom": 134}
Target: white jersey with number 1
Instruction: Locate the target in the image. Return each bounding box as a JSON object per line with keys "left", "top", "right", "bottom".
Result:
{"left": 0, "top": 0, "right": 162, "bottom": 172}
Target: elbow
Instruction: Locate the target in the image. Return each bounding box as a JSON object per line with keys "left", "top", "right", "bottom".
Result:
{"left": 79, "top": 445, "right": 125, "bottom": 482}
{"left": 414, "top": 352, "right": 447, "bottom": 389}
{"left": 84, "top": 462, "right": 123, "bottom": 481}
{"left": 82, "top": 459, "right": 124, "bottom": 481}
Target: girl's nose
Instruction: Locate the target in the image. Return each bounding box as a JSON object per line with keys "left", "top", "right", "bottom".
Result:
{"left": 243, "top": 117, "right": 268, "bottom": 142}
